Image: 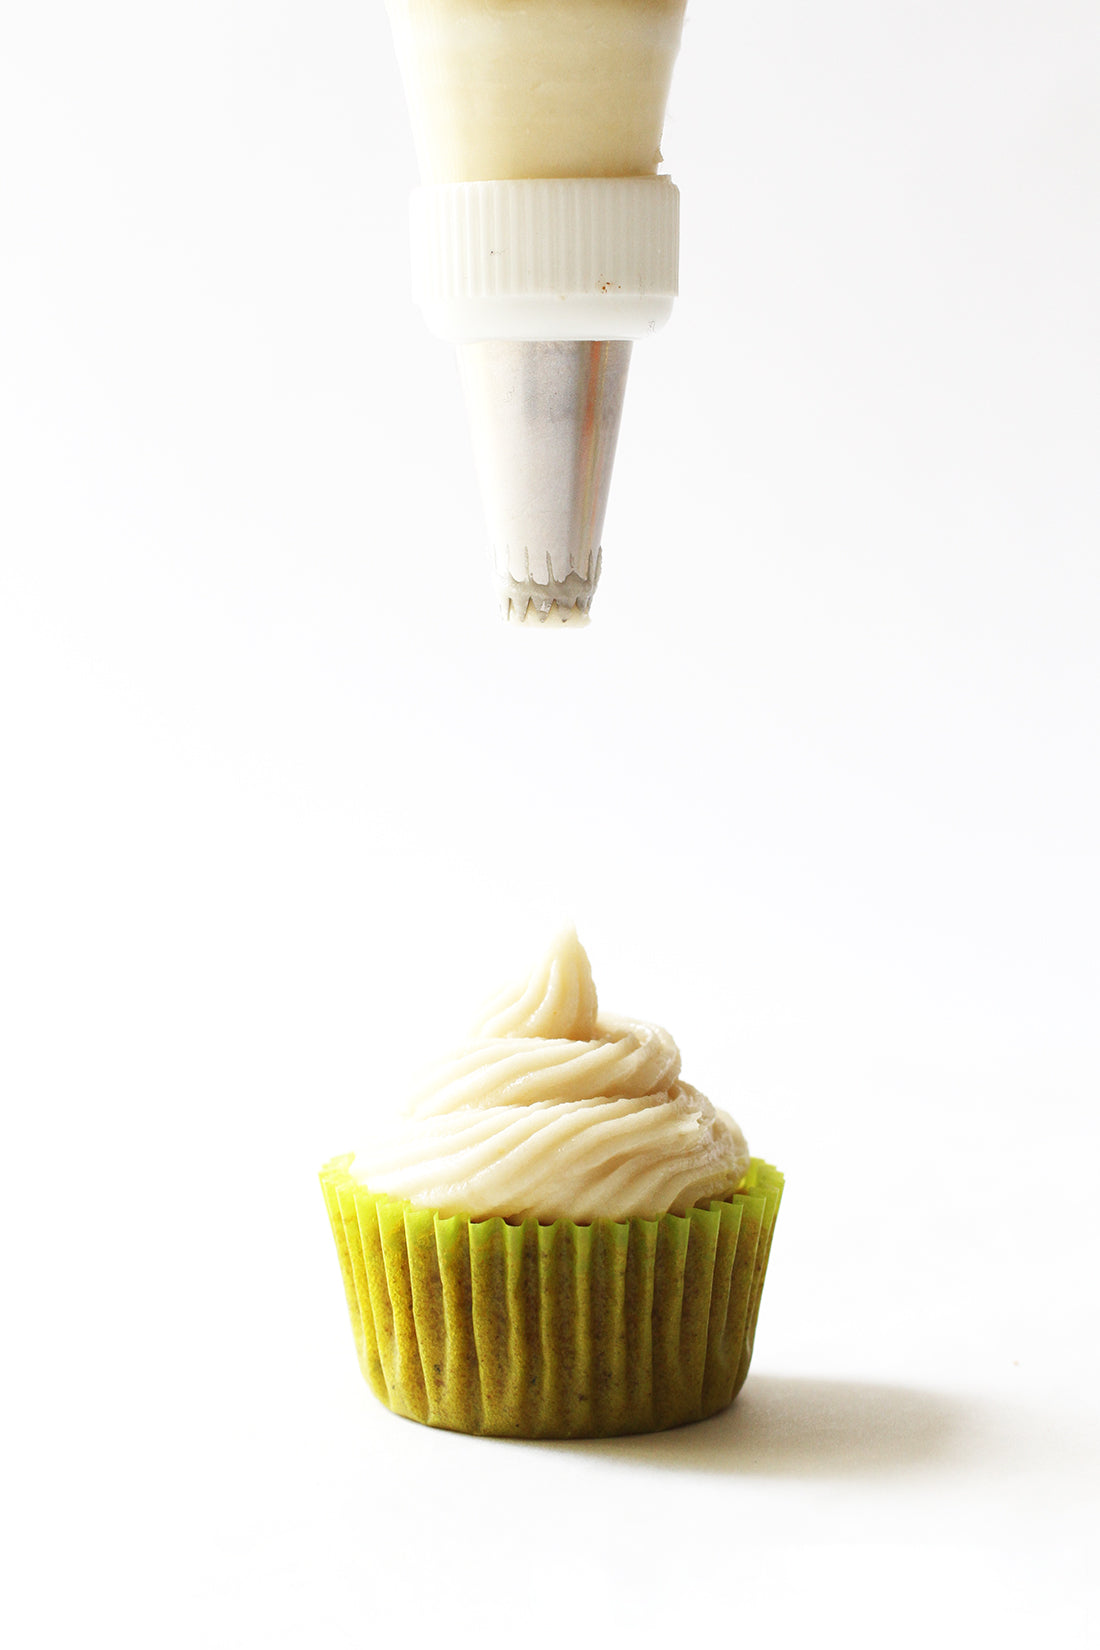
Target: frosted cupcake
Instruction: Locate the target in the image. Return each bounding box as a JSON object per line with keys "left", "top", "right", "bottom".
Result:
{"left": 320, "top": 930, "right": 783, "bottom": 1437}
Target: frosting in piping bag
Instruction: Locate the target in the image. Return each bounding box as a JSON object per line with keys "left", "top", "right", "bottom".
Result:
{"left": 350, "top": 929, "right": 750, "bottom": 1222}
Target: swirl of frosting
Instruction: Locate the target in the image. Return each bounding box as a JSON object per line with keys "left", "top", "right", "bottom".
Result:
{"left": 350, "top": 929, "right": 750, "bottom": 1222}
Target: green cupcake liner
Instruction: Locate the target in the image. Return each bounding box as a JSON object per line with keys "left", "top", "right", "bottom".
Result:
{"left": 320, "top": 1156, "right": 783, "bottom": 1439}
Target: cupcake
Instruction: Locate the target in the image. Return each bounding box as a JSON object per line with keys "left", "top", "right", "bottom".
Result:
{"left": 320, "top": 929, "right": 782, "bottom": 1438}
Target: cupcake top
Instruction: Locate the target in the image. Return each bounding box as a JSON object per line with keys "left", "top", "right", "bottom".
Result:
{"left": 350, "top": 928, "right": 749, "bottom": 1222}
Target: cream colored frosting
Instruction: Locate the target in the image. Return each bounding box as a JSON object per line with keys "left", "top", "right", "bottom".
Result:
{"left": 385, "top": 0, "right": 688, "bottom": 184}
{"left": 350, "top": 929, "right": 750, "bottom": 1222}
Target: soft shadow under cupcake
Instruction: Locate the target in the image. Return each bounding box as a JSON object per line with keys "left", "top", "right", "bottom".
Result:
{"left": 538, "top": 1375, "right": 972, "bottom": 1476}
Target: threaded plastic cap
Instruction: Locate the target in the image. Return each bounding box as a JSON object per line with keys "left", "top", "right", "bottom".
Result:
{"left": 410, "top": 176, "right": 679, "bottom": 342}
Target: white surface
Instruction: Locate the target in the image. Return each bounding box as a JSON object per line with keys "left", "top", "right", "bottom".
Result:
{"left": 1, "top": 2, "right": 1098, "bottom": 1645}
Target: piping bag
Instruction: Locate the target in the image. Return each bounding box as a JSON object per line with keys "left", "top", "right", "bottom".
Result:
{"left": 384, "top": 0, "right": 686, "bottom": 624}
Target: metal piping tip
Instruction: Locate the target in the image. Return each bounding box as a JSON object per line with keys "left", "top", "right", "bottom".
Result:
{"left": 457, "top": 340, "right": 632, "bottom": 625}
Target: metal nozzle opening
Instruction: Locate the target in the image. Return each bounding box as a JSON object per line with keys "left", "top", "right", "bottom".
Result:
{"left": 457, "top": 340, "right": 632, "bottom": 625}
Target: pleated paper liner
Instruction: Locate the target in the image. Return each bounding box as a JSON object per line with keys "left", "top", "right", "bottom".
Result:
{"left": 320, "top": 1155, "right": 783, "bottom": 1439}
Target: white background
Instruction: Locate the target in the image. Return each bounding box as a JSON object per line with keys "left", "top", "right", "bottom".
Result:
{"left": 2, "top": 1, "right": 1098, "bottom": 1643}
